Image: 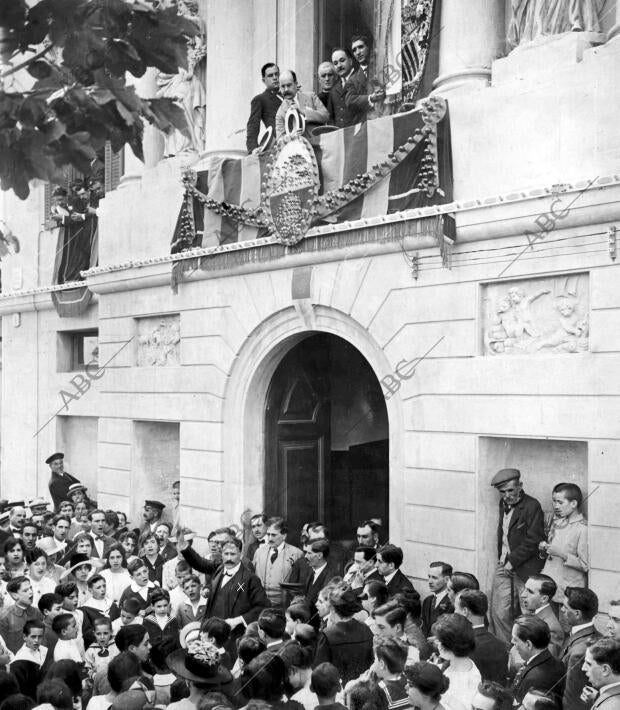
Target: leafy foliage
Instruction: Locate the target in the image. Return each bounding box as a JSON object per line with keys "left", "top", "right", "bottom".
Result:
{"left": 0, "top": 0, "right": 198, "bottom": 198}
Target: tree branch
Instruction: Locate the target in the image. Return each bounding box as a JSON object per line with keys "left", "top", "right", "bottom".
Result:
{"left": 0, "top": 44, "right": 53, "bottom": 80}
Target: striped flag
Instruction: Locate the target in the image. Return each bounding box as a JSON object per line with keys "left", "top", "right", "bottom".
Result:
{"left": 172, "top": 105, "right": 452, "bottom": 249}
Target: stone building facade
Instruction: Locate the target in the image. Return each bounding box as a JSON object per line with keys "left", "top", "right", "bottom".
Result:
{"left": 1, "top": 0, "right": 620, "bottom": 599}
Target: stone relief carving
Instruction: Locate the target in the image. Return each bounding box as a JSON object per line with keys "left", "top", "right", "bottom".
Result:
{"left": 483, "top": 274, "right": 588, "bottom": 355}
{"left": 137, "top": 315, "right": 181, "bottom": 366}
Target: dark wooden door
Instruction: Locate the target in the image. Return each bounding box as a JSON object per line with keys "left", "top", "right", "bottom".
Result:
{"left": 265, "top": 339, "right": 330, "bottom": 541}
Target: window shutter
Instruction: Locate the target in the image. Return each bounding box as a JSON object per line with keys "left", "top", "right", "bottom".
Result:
{"left": 104, "top": 141, "right": 124, "bottom": 192}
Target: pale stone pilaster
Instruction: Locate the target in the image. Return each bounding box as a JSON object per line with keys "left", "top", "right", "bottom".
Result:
{"left": 433, "top": 0, "right": 505, "bottom": 94}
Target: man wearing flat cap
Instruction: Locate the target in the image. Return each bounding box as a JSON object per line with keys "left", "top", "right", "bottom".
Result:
{"left": 46, "top": 452, "right": 81, "bottom": 511}
{"left": 490, "top": 467, "right": 545, "bottom": 644}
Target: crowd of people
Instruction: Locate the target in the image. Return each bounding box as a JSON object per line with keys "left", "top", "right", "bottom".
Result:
{"left": 0, "top": 456, "right": 617, "bottom": 710}
{"left": 246, "top": 34, "right": 387, "bottom": 152}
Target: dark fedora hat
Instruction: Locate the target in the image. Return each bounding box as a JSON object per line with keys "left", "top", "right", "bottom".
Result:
{"left": 167, "top": 641, "right": 232, "bottom": 685}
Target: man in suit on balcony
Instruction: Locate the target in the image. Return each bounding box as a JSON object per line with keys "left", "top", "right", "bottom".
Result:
{"left": 246, "top": 62, "right": 281, "bottom": 154}
{"left": 328, "top": 48, "right": 365, "bottom": 128}
{"left": 275, "top": 70, "right": 328, "bottom": 141}
{"left": 345, "top": 34, "right": 385, "bottom": 122}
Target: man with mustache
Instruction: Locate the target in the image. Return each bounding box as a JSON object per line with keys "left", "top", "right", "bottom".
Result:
{"left": 275, "top": 70, "right": 328, "bottom": 141}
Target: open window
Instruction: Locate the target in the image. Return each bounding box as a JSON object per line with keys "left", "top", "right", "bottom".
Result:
{"left": 315, "top": 0, "right": 376, "bottom": 88}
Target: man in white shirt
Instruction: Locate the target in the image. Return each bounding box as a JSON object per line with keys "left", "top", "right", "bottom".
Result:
{"left": 88, "top": 509, "right": 115, "bottom": 558}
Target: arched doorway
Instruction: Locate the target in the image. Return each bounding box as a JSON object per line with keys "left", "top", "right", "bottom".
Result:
{"left": 264, "top": 333, "right": 389, "bottom": 548}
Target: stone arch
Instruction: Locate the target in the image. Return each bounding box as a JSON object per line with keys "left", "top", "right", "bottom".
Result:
{"left": 220, "top": 304, "right": 406, "bottom": 542}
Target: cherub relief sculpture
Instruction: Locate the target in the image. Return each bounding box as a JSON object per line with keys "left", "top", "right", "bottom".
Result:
{"left": 485, "top": 278, "right": 588, "bottom": 355}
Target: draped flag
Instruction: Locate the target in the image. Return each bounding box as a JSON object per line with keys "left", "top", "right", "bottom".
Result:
{"left": 171, "top": 102, "right": 453, "bottom": 253}
{"left": 52, "top": 215, "right": 98, "bottom": 317}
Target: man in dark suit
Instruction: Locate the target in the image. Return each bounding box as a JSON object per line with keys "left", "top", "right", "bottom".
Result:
{"left": 46, "top": 453, "right": 81, "bottom": 511}
{"left": 299, "top": 539, "right": 339, "bottom": 618}
{"left": 204, "top": 538, "right": 267, "bottom": 653}
{"left": 421, "top": 561, "right": 454, "bottom": 636}
{"left": 246, "top": 62, "right": 281, "bottom": 153}
{"left": 345, "top": 34, "right": 385, "bottom": 122}
{"left": 87, "top": 509, "right": 116, "bottom": 559}
{"left": 456, "top": 589, "right": 508, "bottom": 685}
{"left": 583, "top": 638, "right": 620, "bottom": 710}
{"left": 511, "top": 615, "right": 565, "bottom": 708}
{"left": 328, "top": 48, "right": 366, "bottom": 128}
{"left": 317, "top": 62, "right": 336, "bottom": 107}
{"left": 520, "top": 574, "right": 565, "bottom": 656}
{"left": 490, "top": 468, "right": 545, "bottom": 644}
{"left": 376, "top": 544, "right": 416, "bottom": 598}
{"left": 246, "top": 513, "right": 268, "bottom": 561}
{"left": 561, "top": 587, "right": 603, "bottom": 710}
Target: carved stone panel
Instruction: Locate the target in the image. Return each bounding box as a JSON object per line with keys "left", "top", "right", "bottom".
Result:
{"left": 136, "top": 314, "right": 180, "bottom": 366}
{"left": 482, "top": 273, "right": 589, "bottom": 355}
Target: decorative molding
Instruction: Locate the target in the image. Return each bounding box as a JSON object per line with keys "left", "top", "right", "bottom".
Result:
{"left": 0, "top": 175, "right": 618, "bottom": 312}
{"left": 136, "top": 314, "right": 180, "bottom": 366}
{"left": 482, "top": 273, "right": 589, "bottom": 355}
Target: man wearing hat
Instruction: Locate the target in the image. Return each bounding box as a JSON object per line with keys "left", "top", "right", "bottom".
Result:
{"left": 46, "top": 453, "right": 81, "bottom": 510}
{"left": 140, "top": 500, "right": 167, "bottom": 537}
{"left": 490, "top": 468, "right": 545, "bottom": 644}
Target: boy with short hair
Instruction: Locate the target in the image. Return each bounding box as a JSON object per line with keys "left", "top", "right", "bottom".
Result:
{"left": 13, "top": 619, "right": 48, "bottom": 666}
{"left": 310, "top": 662, "right": 348, "bottom": 710}
{"left": 52, "top": 612, "right": 83, "bottom": 663}
{"left": 38, "top": 592, "right": 64, "bottom": 650}
{"left": 111, "top": 597, "right": 143, "bottom": 636}
{"left": 84, "top": 617, "right": 119, "bottom": 682}
{"left": 54, "top": 582, "right": 84, "bottom": 646}
{"left": 165, "top": 559, "right": 192, "bottom": 614}
{"left": 143, "top": 588, "right": 179, "bottom": 647}
{"left": 175, "top": 574, "right": 207, "bottom": 627}
{"left": 0, "top": 577, "right": 42, "bottom": 653}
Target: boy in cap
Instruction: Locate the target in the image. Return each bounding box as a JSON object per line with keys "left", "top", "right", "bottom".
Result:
{"left": 489, "top": 468, "right": 545, "bottom": 644}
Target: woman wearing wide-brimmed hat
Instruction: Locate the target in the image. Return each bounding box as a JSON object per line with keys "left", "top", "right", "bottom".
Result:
{"left": 60, "top": 552, "right": 104, "bottom": 607}
{"left": 166, "top": 638, "right": 233, "bottom": 709}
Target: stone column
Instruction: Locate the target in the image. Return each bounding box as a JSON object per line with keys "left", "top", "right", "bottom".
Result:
{"left": 432, "top": 0, "right": 505, "bottom": 94}
{"left": 203, "top": 0, "right": 254, "bottom": 155}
